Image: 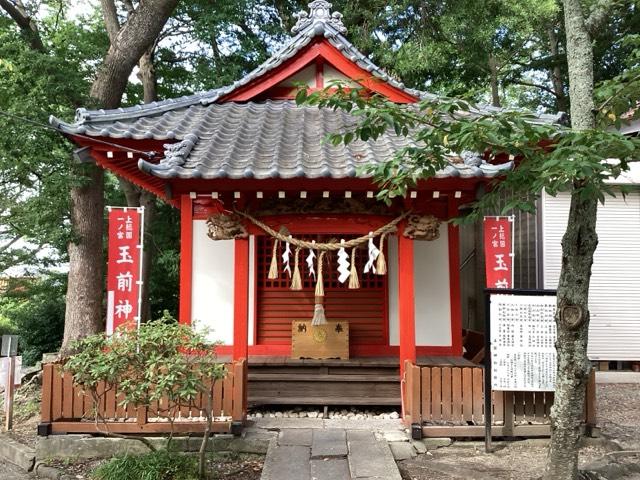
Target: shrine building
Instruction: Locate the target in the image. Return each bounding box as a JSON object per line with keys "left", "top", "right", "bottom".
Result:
{"left": 51, "top": 1, "right": 563, "bottom": 412}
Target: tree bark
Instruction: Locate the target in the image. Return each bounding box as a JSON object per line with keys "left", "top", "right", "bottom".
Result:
{"left": 62, "top": 0, "right": 179, "bottom": 351}
{"left": 0, "top": 0, "right": 45, "bottom": 52}
{"left": 489, "top": 55, "right": 501, "bottom": 108}
{"left": 117, "top": 41, "right": 159, "bottom": 323}
{"left": 544, "top": 0, "right": 600, "bottom": 478}
{"left": 546, "top": 26, "right": 568, "bottom": 113}
{"left": 62, "top": 166, "right": 106, "bottom": 349}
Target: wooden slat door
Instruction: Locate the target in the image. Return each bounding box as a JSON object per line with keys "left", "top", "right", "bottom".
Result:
{"left": 256, "top": 235, "right": 388, "bottom": 346}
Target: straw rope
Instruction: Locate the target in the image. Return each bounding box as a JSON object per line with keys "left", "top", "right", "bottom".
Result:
{"left": 234, "top": 209, "right": 410, "bottom": 251}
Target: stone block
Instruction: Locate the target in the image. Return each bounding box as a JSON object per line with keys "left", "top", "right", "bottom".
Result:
{"left": 310, "top": 457, "right": 350, "bottom": 480}
{"left": 389, "top": 441, "right": 416, "bottom": 461}
{"left": 420, "top": 437, "right": 452, "bottom": 450}
{"left": 280, "top": 428, "right": 313, "bottom": 446}
{"left": 382, "top": 430, "right": 408, "bottom": 442}
{"left": 348, "top": 440, "right": 402, "bottom": 480}
{"left": 311, "top": 429, "right": 347, "bottom": 458}
{"left": 411, "top": 440, "right": 427, "bottom": 454}
{"left": 261, "top": 442, "right": 310, "bottom": 480}
{"left": 0, "top": 435, "right": 35, "bottom": 471}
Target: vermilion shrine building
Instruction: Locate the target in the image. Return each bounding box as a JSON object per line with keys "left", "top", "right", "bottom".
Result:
{"left": 51, "top": 1, "right": 567, "bottom": 420}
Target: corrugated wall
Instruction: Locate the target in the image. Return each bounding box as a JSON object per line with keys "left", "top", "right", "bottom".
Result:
{"left": 459, "top": 192, "right": 540, "bottom": 333}
{"left": 542, "top": 190, "right": 640, "bottom": 360}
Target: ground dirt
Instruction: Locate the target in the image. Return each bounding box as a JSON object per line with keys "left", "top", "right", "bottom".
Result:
{"left": 399, "top": 383, "right": 640, "bottom": 480}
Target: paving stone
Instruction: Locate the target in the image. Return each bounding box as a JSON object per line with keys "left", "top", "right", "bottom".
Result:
{"left": 411, "top": 439, "right": 427, "bottom": 454}
{"left": 420, "top": 437, "right": 452, "bottom": 450}
{"left": 311, "top": 429, "right": 347, "bottom": 458}
{"left": 346, "top": 430, "right": 375, "bottom": 443}
{"left": 382, "top": 430, "right": 408, "bottom": 442}
{"left": 389, "top": 441, "right": 417, "bottom": 460}
{"left": 261, "top": 443, "right": 310, "bottom": 480}
{"left": 310, "top": 457, "right": 350, "bottom": 480}
{"left": 348, "top": 440, "right": 402, "bottom": 480}
{"left": 280, "top": 429, "right": 313, "bottom": 446}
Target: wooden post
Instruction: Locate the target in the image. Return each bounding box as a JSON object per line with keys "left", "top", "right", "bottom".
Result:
{"left": 233, "top": 238, "right": 250, "bottom": 360}
{"left": 585, "top": 368, "right": 597, "bottom": 427}
{"left": 5, "top": 355, "right": 15, "bottom": 430}
{"left": 179, "top": 195, "right": 193, "bottom": 325}
{"left": 398, "top": 229, "right": 416, "bottom": 378}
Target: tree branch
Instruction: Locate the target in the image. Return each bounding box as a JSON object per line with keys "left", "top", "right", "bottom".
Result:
{"left": 509, "top": 79, "right": 559, "bottom": 98}
{"left": 99, "top": 0, "right": 120, "bottom": 44}
{"left": 0, "top": 0, "right": 45, "bottom": 51}
{"left": 584, "top": 0, "right": 614, "bottom": 35}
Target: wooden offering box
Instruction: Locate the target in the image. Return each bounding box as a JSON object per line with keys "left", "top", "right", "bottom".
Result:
{"left": 291, "top": 320, "right": 349, "bottom": 359}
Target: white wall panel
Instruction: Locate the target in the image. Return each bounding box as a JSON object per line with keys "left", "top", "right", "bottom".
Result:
{"left": 389, "top": 226, "right": 452, "bottom": 347}
{"left": 191, "top": 220, "right": 235, "bottom": 345}
{"left": 542, "top": 190, "right": 640, "bottom": 360}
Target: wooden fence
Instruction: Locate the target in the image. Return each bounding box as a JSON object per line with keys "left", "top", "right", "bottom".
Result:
{"left": 39, "top": 360, "right": 247, "bottom": 436}
{"left": 404, "top": 362, "right": 596, "bottom": 438}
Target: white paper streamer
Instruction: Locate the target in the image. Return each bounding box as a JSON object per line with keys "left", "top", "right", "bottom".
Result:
{"left": 282, "top": 235, "right": 292, "bottom": 277}
{"left": 364, "top": 232, "right": 380, "bottom": 274}
{"left": 337, "top": 239, "right": 350, "bottom": 283}
{"left": 306, "top": 240, "right": 316, "bottom": 280}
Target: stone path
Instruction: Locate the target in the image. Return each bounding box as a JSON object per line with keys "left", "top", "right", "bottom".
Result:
{"left": 260, "top": 428, "right": 402, "bottom": 480}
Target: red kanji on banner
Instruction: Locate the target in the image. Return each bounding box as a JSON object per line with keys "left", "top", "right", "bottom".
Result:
{"left": 483, "top": 216, "right": 514, "bottom": 289}
{"left": 106, "top": 207, "right": 144, "bottom": 334}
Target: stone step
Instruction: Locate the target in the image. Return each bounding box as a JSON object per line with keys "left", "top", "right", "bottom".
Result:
{"left": 260, "top": 428, "right": 403, "bottom": 480}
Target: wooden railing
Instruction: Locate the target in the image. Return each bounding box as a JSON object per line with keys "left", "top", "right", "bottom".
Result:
{"left": 39, "top": 359, "right": 247, "bottom": 436}
{"left": 404, "top": 362, "right": 596, "bottom": 438}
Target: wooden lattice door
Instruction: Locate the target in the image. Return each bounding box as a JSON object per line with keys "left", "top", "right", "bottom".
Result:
{"left": 255, "top": 235, "right": 388, "bottom": 346}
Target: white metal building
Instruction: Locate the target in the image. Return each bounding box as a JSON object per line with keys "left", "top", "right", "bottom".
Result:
{"left": 541, "top": 164, "right": 640, "bottom": 361}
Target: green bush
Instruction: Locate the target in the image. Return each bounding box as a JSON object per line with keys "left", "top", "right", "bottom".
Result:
{"left": 91, "top": 450, "right": 198, "bottom": 480}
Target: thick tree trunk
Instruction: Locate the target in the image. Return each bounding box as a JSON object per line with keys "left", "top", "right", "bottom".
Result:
{"left": 544, "top": 0, "right": 599, "bottom": 478}
{"left": 116, "top": 43, "right": 159, "bottom": 322}
{"left": 62, "top": 0, "right": 179, "bottom": 350}
{"left": 61, "top": 166, "right": 106, "bottom": 350}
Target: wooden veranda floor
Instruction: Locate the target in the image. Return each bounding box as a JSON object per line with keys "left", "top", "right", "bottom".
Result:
{"left": 216, "top": 355, "right": 476, "bottom": 407}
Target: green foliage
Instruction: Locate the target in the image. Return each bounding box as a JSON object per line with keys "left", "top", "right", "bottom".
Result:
{"left": 63, "top": 317, "right": 226, "bottom": 420}
{"left": 0, "top": 275, "right": 65, "bottom": 365}
{"left": 297, "top": 86, "right": 640, "bottom": 218}
{"left": 91, "top": 450, "right": 198, "bottom": 480}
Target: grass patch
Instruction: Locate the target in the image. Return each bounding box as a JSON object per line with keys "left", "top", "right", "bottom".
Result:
{"left": 91, "top": 450, "right": 198, "bottom": 480}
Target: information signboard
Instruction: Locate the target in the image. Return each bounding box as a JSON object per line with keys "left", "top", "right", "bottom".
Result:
{"left": 489, "top": 294, "right": 557, "bottom": 391}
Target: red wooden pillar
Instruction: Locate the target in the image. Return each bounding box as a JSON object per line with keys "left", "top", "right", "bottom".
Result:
{"left": 233, "top": 237, "right": 250, "bottom": 360}
{"left": 178, "top": 194, "right": 193, "bottom": 325}
{"left": 448, "top": 197, "right": 463, "bottom": 356}
{"left": 398, "top": 224, "right": 416, "bottom": 377}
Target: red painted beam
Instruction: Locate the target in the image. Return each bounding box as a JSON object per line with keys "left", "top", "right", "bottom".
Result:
{"left": 447, "top": 198, "right": 464, "bottom": 356}
{"left": 233, "top": 237, "right": 250, "bottom": 360}
{"left": 398, "top": 225, "right": 416, "bottom": 376}
{"left": 179, "top": 195, "right": 193, "bottom": 325}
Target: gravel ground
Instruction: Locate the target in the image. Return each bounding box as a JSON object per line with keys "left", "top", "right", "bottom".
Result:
{"left": 400, "top": 383, "right": 640, "bottom": 480}
{"left": 598, "top": 383, "right": 640, "bottom": 448}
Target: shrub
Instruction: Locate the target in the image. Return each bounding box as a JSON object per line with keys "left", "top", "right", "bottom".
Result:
{"left": 91, "top": 450, "right": 198, "bottom": 480}
{"left": 63, "top": 318, "right": 227, "bottom": 479}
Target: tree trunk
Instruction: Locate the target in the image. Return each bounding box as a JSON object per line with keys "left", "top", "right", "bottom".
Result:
{"left": 62, "top": 0, "right": 179, "bottom": 350}
{"left": 116, "top": 42, "right": 159, "bottom": 322}
{"left": 489, "top": 55, "right": 501, "bottom": 107}
{"left": 546, "top": 26, "right": 568, "bottom": 113}
{"left": 61, "top": 166, "right": 106, "bottom": 351}
{"left": 544, "top": 0, "right": 599, "bottom": 478}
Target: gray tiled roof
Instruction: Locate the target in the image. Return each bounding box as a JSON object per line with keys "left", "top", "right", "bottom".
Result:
{"left": 49, "top": 1, "right": 562, "bottom": 181}
{"left": 53, "top": 100, "right": 512, "bottom": 180}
